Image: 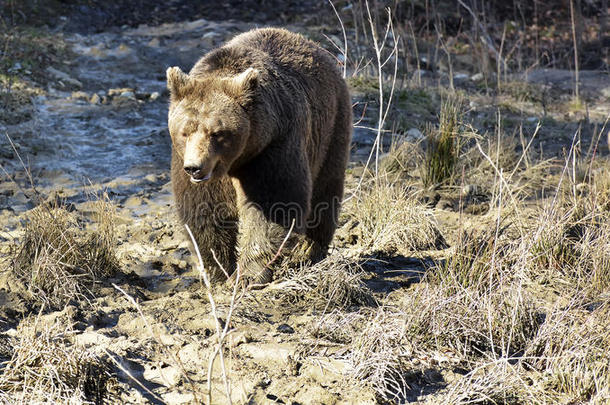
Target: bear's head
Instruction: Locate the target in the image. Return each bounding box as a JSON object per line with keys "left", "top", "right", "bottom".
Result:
{"left": 166, "top": 66, "right": 259, "bottom": 184}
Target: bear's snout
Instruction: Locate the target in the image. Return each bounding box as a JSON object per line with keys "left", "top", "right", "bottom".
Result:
{"left": 184, "top": 164, "right": 213, "bottom": 183}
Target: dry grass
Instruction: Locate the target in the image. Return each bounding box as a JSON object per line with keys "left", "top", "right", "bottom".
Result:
{"left": 12, "top": 196, "right": 118, "bottom": 310}
{"left": 422, "top": 96, "right": 464, "bottom": 188}
{"left": 0, "top": 317, "right": 113, "bottom": 404}
{"left": 348, "top": 307, "right": 413, "bottom": 402}
{"left": 340, "top": 180, "right": 446, "bottom": 255}
{"left": 340, "top": 149, "right": 610, "bottom": 402}
{"left": 267, "top": 254, "right": 376, "bottom": 310}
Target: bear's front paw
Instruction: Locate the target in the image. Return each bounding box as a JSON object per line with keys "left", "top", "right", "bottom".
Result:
{"left": 232, "top": 261, "right": 273, "bottom": 289}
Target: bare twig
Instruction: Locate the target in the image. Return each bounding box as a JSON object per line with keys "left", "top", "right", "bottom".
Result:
{"left": 328, "top": 0, "right": 348, "bottom": 78}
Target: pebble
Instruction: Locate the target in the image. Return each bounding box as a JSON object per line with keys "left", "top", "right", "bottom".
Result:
{"left": 119, "top": 91, "right": 136, "bottom": 100}
{"left": 461, "top": 184, "right": 477, "bottom": 196}
{"left": 277, "top": 323, "right": 295, "bottom": 334}
{"left": 161, "top": 392, "right": 194, "bottom": 404}
{"left": 143, "top": 364, "right": 181, "bottom": 387}
{"left": 149, "top": 91, "right": 160, "bottom": 101}
{"left": 405, "top": 127, "right": 424, "bottom": 142}
{"left": 46, "top": 66, "right": 83, "bottom": 88}
{"left": 71, "top": 91, "right": 89, "bottom": 101}
{"left": 470, "top": 72, "right": 484, "bottom": 81}
{"left": 108, "top": 87, "right": 134, "bottom": 97}
{"left": 90, "top": 93, "right": 101, "bottom": 104}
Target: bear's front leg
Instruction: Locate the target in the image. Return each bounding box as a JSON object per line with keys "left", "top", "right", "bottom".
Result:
{"left": 235, "top": 201, "right": 292, "bottom": 285}
{"left": 231, "top": 163, "right": 312, "bottom": 286}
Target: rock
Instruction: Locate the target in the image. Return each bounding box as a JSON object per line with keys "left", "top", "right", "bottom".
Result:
{"left": 470, "top": 72, "right": 484, "bottom": 81}
{"left": 241, "top": 343, "right": 295, "bottom": 364}
{"left": 75, "top": 331, "right": 112, "bottom": 347}
{"left": 108, "top": 88, "right": 135, "bottom": 97}
{"left": 71, "top": 91, "right": 89, "bottom": 101}
{"left": 46, "top": 67, "right": 83, "bottom": 88}
{"left": 144, "top": 363, "right": 181, "bottom": 387}
{"left": 162, "top": 392, "right": 194, "bottom": 404}
{"left": 119, "top": 91, "right": 136, "bottom": 100}
{"left": 421, "top": 190, "right": 440, "bottom": 208}
{"left": 149, "top": 91, "right": 160, "bottom": 101}
{"left": 405, "top": 128, "right": 424, "bottom": 142}
{"left": 464, "top": 202, "right": 490, "bottom": 215}
{"left": 90, "top": 93, "right": 101, "bottom": 104}
{"left": 576, "top": 183, "right": 589, "bottom": 196}
{"left": 277, "top": 323, "right": 294, "bottom": 334}
{"left": 453, "top": 72, "right": 469, "bottom": 81}
{"left": 437, "top": 198, "right": 454, "bottom": 210}
{"left": 461, "top": 184, "right": 478, "bottom": 197}
{"left": 301, "top": 358, "right": 348, "bottom": 384}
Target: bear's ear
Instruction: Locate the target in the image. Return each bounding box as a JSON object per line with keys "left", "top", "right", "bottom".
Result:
{"left": 232, "top": 67, "right": 259, "bottom": 92}
{"left": 166, "top": 66, "right": 189, "bottom": 99}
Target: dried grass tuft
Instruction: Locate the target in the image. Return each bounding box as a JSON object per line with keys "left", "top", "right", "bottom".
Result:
{"left": 268, "top": 255, "right": 376, "bottom": 310}
{"left": 422, "top": 96, "right": 463, "bottom": 188}
{"left": 340, "top": 181, "right": 445, "bottom": 255}
{"left": 12, "top": 196, "right": 118, "bottom": 310}
{"left": 349, "top": 307, "right": 412, "bottom": 402}
{"left": 0, "top": 318, "right": 113, "bottom": 404}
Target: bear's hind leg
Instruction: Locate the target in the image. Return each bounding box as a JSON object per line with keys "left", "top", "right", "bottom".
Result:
{"left": 306, "top": 107, "right": 351, "bottom": 258}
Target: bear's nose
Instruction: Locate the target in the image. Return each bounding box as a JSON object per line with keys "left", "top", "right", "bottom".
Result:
{"left": 184, "top": 166, "right": 203, "bottom": 177}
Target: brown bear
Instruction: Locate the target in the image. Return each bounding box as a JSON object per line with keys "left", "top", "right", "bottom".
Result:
{"left": 166, "top": 27, "right": 352, "bottom": 284}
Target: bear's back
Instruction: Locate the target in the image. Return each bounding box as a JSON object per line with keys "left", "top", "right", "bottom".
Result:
{"left": 190, "top": 28, "right": 340, "bottom": 84}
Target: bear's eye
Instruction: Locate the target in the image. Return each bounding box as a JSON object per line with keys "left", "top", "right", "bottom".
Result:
{"left": 181, "top": 132, "right": 188, "bottom": 138}
{"left": 210, "top": 131, "right": 228, "bottom": 140}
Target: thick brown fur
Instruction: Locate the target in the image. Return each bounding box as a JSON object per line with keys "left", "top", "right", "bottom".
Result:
{"left": 167, "top": 28, "right": 352, "bottom": 284}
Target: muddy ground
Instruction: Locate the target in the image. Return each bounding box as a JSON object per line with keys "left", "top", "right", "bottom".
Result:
{"left": 1, "top": 2, "right": 610, "bottom": 405}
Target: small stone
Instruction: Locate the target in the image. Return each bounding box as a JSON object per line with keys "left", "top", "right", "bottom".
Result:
{"left": 46, "top": 66, "right": 82, "bottom": 88}
{"left": 149, "top": 91, "right": 160, "bottom": 101}
{"left": 108, "top": 87, "right": 134, "bottom": 97}
{"left": 161, "top": 392, "right": 194, "bottom": 404}
{"left": 437, "top": 198, "right": 454, "bottom": 210}
{"left": 143, "top": 364, "right": 181, "bottom": 387}
{"left": 405, "top": 128, "right": 424, "bottom": 142}
{"left": 461, "top": 184, "right": 477, "bottom": 196}
{"left": 470, "top": 72, "right": 484, "bottom": 81}
{"left": 277, "top": 323, "right": 295, "bottom": 334}
{"left": 576, "top": 183, "right": 589, "bottom": 195}
{"left": 464, "top": 203, "right": 490, "bottom": 215}
{"left": 71, "top": 91, "right": 89, "bottom": 100}
{"left": 90, "top": 93, "right": 100, "bottom": 104}
{"left": 119, "top": 91, "right": 135, "bottom": 100}
{"left": 421, "top": 190, "right": 440, "bottom": 208}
